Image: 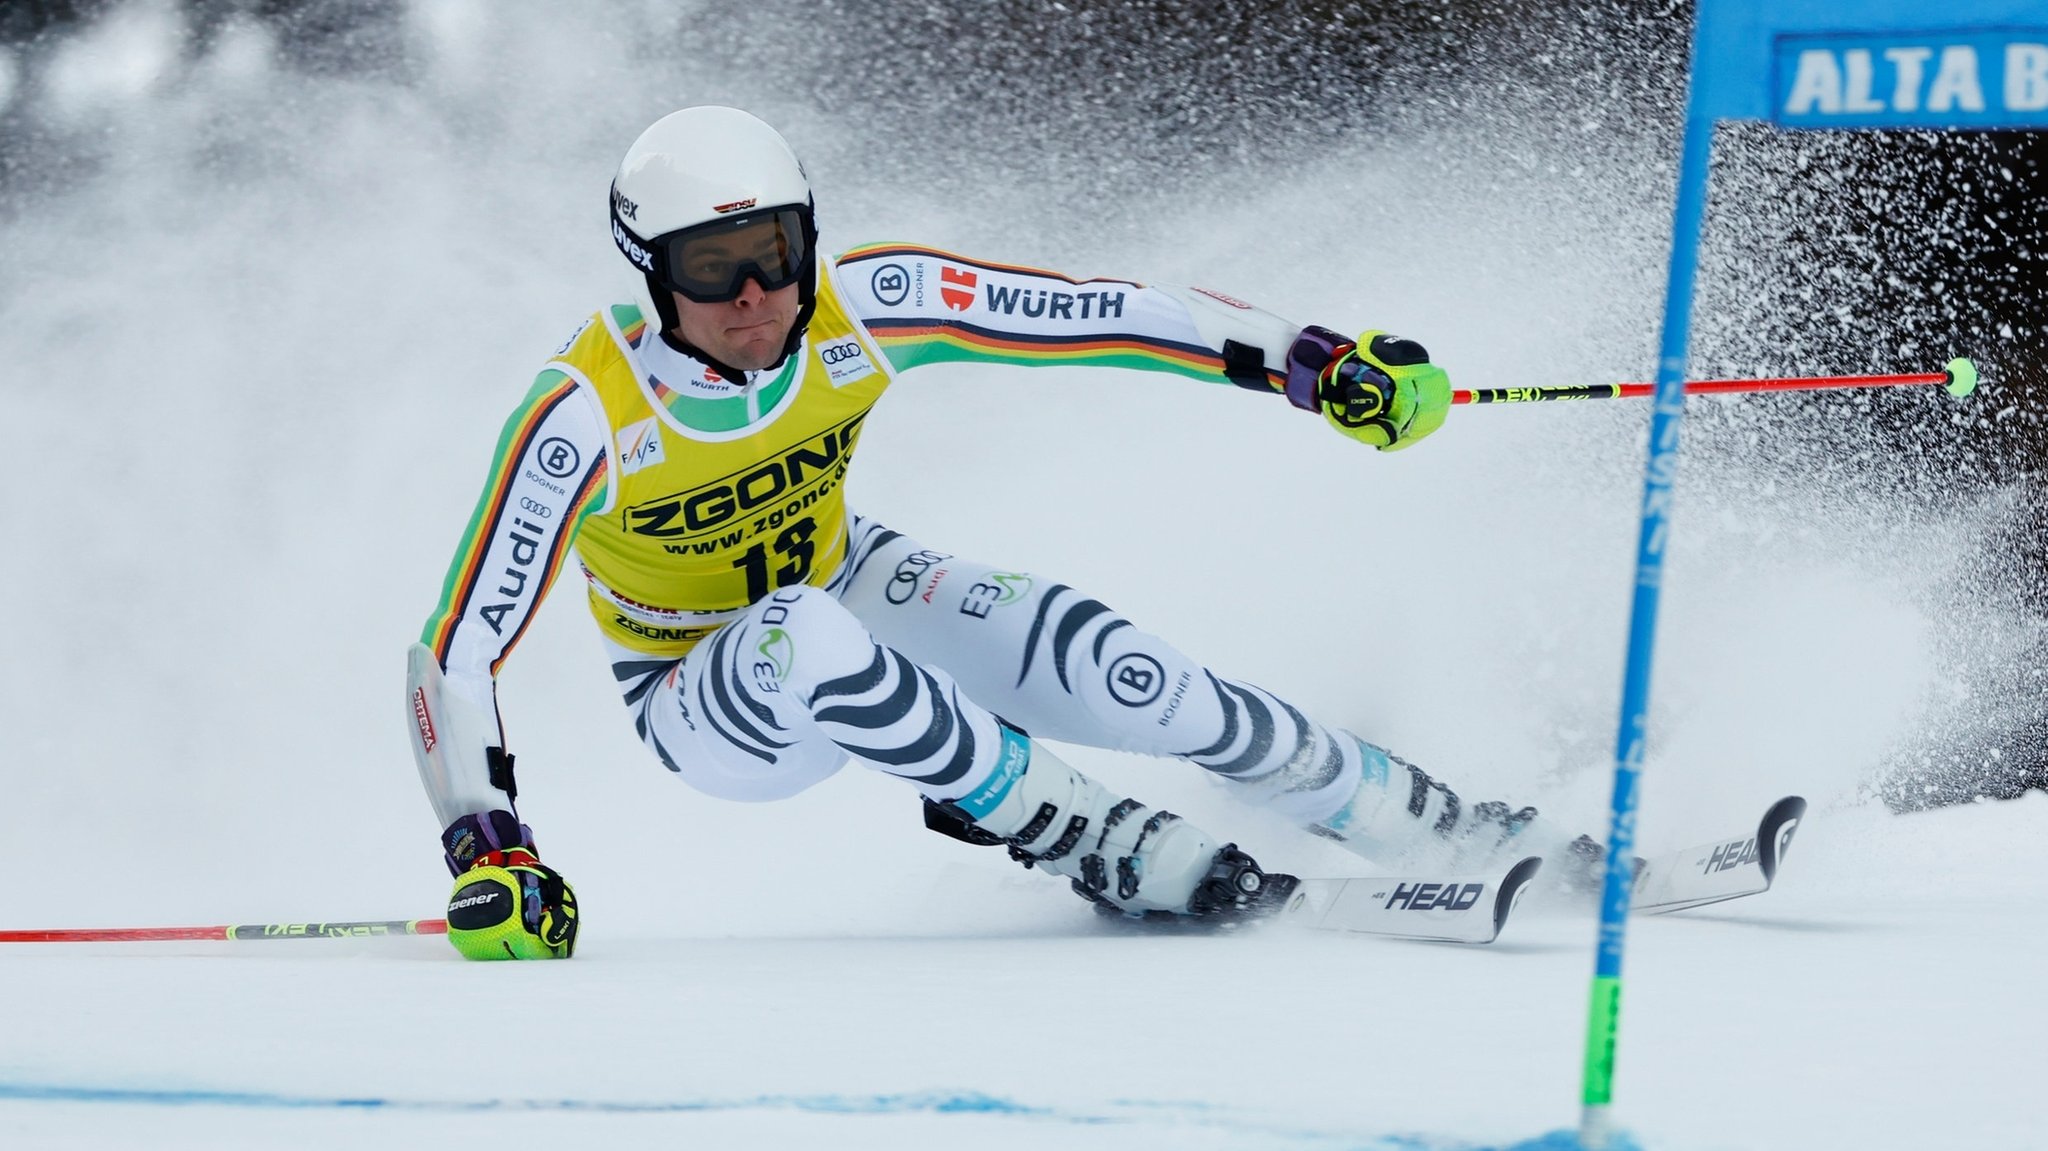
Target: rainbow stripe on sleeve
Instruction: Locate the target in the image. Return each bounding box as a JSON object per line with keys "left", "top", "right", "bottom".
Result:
{"left": 862, "top": 318, "right": 1258, "bottom": 385}
{"left": 420, "top": 371, "right": 609, "bottom": 671}
{"left": 840, "top": 243, "right": 1285, "bottom": 390}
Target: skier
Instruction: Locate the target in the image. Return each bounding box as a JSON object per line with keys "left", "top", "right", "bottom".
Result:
{"left": 407, "top": 105, "right": 1537, "bottom": 961}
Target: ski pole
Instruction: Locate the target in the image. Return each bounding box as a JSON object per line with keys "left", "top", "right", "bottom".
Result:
{"left": 0, "top": 918, "right": 448, "bottom": 943}
{"left": 1454, "top": 357, "right": 1976, "bottom": 405}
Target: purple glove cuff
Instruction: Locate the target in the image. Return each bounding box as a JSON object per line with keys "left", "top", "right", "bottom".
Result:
{"left": 442, "top": 810, "right": 536, "bottom": 876}
{"left": 1284, "top": 325, "right": 1353, "bottom": 413}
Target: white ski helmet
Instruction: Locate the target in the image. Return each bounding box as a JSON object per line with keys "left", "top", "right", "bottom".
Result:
{"left": 609, "top": 106, "right": 819, "bottom": 365}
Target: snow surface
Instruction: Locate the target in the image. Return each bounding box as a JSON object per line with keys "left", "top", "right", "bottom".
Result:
{"left": 2, "top": 4, "right": 2043, "bottom": 1149}
{"left": 5, "top": 798, "right": 2047, "bottom": 1150}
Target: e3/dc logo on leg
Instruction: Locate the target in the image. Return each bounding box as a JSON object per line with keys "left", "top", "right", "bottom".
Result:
{"left": 1106, "top": 653, "right": 1165, "bottom": 708}
{"left": 871, "top": 264, "right": 910, "bottom": 307}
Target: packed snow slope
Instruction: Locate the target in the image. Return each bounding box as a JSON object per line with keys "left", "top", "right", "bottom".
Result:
{"left": 5, "top": 798, "right": 2047, "bottom": 1151}
{"left": 1, "top": 4, "right": 2041, "bottom": 1149}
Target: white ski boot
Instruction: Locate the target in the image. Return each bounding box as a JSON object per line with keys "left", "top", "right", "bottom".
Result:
{"left": 1309, "top": 740, "right": 1542, "bottom": 870}
{"left": 927, "top": 737, "right": 1294, "bottom": 919}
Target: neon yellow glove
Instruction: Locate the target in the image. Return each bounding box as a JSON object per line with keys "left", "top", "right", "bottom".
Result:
{"left": 440, "top": 812, "right": 577, "bottom": 960}
{"left": 446, "top": 846, "right": 579, "bottom": 960}
{"left": 1285, "top": 327, "right": 1451, "bottom": 451}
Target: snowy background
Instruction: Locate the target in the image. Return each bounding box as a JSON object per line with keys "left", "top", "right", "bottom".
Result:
{"left": 1, "top": 2, "right": 2043, "bottom": 1148}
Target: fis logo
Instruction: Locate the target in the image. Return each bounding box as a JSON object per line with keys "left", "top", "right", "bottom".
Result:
{"left": 1383, "top": 882, "right": 1486, "bottom": 912}
{"left": 940, "top": 266, "right": 977, "bottom": 312}
{"left": 618, "top": 417, "right": 666, "bottom": 476}
{"left": 1702, "top": 837, "right": 1760, "bottom": 874}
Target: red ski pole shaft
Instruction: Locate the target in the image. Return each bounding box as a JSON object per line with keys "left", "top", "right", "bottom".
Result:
{"left": 1453, "top": 358, "right": 1977, "bottom": 405}
{"left": 0, "top": 918, "right": 449, "bottom": 943}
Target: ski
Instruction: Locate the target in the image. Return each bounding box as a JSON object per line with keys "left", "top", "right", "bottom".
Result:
{"left": 1630, "top": 795, "right": 1806, "bottom": 915}
{"left": 1283, "top": 855, "right": 1544, "bottom": 944}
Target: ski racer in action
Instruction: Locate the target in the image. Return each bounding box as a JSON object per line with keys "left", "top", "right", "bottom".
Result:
{"left": 407, "top": 105, "right": 1541, "bottom": 960}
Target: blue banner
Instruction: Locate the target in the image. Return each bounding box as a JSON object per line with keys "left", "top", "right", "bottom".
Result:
{"left": 1775, "top": 30, "right": 2048, "bottom": 130}
{"left": 1691, "top": 0, "right": 2048, "bottom": 129}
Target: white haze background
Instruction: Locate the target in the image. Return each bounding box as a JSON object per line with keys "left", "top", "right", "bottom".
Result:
{"left": 1, "top": 3, "right": 2042, "bottom": 1149}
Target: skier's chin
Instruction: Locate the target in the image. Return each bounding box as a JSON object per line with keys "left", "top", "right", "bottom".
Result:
{"left": 720, "top": 322, "right": 789, "bottom": 370}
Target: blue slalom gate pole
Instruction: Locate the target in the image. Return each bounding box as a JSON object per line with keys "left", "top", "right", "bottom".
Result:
{"left": 1570, "top": 2, "right": 2048, "bottom": 1145}
{"left": 1576, "top": 110, "right": 1716, "bottom": 1151}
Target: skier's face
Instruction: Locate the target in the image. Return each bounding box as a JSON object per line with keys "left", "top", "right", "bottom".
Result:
{"left": 671, "top": 274, "right": 800, "bottom": 371}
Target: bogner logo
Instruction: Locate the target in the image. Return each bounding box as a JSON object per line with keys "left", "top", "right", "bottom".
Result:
{"left": 625, "top": 413, "right": 866, "bottom": 540}
{"left": 1383, "top": 882, "right": 1485, "bottom": 911}
{"left": 612, "top": 218, "right": 655, "bottom": 272}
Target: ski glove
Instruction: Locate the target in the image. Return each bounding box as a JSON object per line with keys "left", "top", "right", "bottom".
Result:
{"left": 441, "top": 811, "right": 578, "bottom": 961}
{"left": 1285, "top": 327, "right": 1451, "bottom": 452}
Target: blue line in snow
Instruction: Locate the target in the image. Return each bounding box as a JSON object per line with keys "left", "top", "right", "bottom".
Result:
{"left": 0, "top": 1081, "right": 1641, "bottom": 1150}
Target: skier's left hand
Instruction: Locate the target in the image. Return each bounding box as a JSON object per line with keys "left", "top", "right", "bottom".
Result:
{"left": 1287, "top": 328, "right": 1451, "bottom": 452}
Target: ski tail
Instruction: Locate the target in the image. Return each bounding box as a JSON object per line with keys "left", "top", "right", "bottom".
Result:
{"left": 1632, "top": 795, "right": 1806, "bottom": 915}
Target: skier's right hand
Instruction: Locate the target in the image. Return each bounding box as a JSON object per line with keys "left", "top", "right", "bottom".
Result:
{"left": 441, "top": 812, "right": 578, "bottom": 960}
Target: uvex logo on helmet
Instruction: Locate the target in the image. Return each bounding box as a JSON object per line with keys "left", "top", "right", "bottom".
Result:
{"left": 714, "top": 198, "right": 757, "bottom": 214}
{"left": 612, "top": 217, "right": 656, "bottom": 272}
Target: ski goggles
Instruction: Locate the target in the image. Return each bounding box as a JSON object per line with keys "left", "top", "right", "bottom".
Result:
{"left": 615, "top": 205, "right": 813, "bottom": 303}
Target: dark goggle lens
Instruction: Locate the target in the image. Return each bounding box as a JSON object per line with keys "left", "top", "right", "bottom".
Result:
{"left": 660, "top": 209, "right": 809, "bottom": 302}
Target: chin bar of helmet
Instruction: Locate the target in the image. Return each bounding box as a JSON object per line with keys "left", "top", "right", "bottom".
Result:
{"left": 0, "top": 918, "right": 449, "bottom": 943}
{"left": 1454, "top": 357, "right": 1978, "bottom": 405}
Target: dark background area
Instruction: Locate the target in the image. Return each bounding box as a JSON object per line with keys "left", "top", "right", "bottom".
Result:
{"left": 4, "top": 0, "right": 2041, "bottom": 804}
